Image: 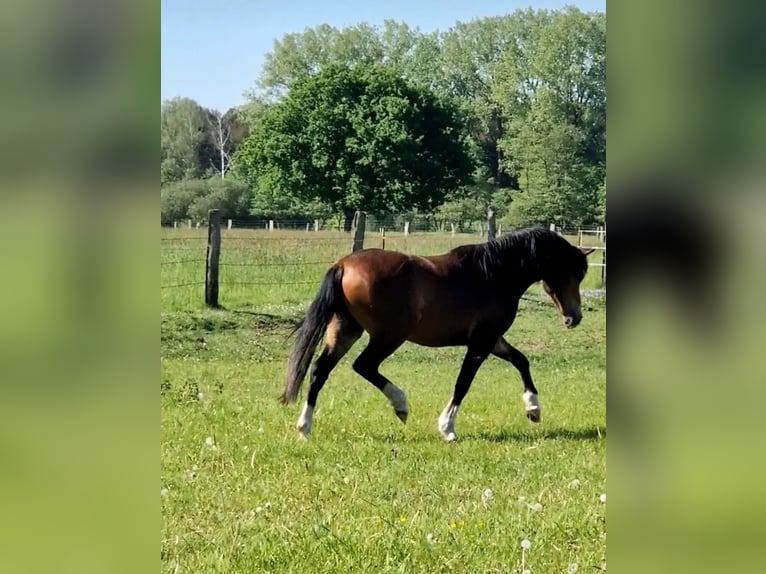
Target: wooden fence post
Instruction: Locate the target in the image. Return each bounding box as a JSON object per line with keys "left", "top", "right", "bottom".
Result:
{"left": 227, "top": 219, "right": 233, "bottom": 230}
{"left": 314, "top": 219, "right": 319, "bottom": 232}
{"left": 205, "top": 209, "right": 221, "bottom": 308}
{"left": 450, "top": 223, "right": 455, "bottom": 236}
{"left": 487, "top": 207, "right": 497, "bottom": 241}
{"left": 268, "top": 220, "right": 274, "bottom": 232}
{"left": 601, "top": 246, "right": 606, "bottom": 287}
{"left": 404, "top": 221, "right": 410, "bottom": 235}
{"left": 352, "top": 211, "right": 366, "bottom": 252}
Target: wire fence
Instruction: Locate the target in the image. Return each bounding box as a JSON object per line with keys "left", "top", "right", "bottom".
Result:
{"left": 160, "top": 217, "right": 606, "bottom": 310}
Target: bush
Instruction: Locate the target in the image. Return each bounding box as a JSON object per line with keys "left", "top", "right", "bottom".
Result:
{"left": 160, "top": 178, "right": 253, "bottom": 225}
{"left": 160, "top": 180, "right": 209, "bottom": 225}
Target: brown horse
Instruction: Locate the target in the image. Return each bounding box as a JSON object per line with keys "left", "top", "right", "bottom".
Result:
{"left": 281, "top": 227, "right": 594, "bottom": 441}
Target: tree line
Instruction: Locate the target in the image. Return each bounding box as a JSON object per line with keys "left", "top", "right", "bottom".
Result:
{"left": 161, "top": 7, "right": 605, "bottom": 231}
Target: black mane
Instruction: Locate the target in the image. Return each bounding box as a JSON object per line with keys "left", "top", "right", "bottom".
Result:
{"left": 453, "top": 227, "right": 586, "bottom": 281}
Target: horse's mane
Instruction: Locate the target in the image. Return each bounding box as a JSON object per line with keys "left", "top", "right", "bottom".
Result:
{"left": 452, "top": 227, "right": 585, "bottom": 281}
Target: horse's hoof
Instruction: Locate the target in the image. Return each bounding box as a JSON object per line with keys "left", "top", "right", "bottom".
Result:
{"left": 296, "top": 422, "right": 311, "bottom": 439}
{"left": 438, "top": 425, "right": 458, "bottom": 442}
{"left": 526, "top": 408, "right": 541, "bottom": 423}
{"left": 396, "top": 410, "right": 408, "bottom": 424}
{"left": 443, "top": 432, "right": 457, "bottom": 442}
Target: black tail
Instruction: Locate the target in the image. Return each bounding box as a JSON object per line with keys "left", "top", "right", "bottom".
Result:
{"left": 281, "top": 266, "right": 345, "bottom": 404}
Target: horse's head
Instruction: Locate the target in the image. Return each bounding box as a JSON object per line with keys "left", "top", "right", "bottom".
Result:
{"left": 541, "top": 243, "right": 594, "bottom": 329}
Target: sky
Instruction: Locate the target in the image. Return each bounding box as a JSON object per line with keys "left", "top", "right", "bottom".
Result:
{"left": 161, "top": 0, "right": 606, "bottom": 112}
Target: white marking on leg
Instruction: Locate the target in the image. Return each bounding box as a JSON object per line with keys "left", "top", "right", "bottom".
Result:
{"left": 438, "top": 402, "right": 460, "bottom": 442}
{"left": 296, "top": 403, "right": 313, "bottom": 438}
{"left": 382, "top": 382, "right": 409, "bottom": 421}
{"left": 522, "top": 391, "right": 541, "bottom": 422}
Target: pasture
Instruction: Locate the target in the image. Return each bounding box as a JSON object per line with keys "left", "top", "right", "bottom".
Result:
{"left": 161, "top": 228, "right": 606, "bottom": 573}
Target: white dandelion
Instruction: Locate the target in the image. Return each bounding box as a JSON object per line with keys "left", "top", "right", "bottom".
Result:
{"left": 204, "top": 436, "right": 216, "bottom": 449}
{"left": 197, "top": 392, "right": 204, "bottom": 401}
{"left": 160, "top": 487, "right": 169, "bottom": 498}
{"left": 568, "top": 479, "right": 581, "bottom": 489}
{"left": 568, "top": 563, "right": 579, "bottom": 573}
{"left": 599, "top": 493, "right": 606, "bottom": 503}
{"left": 483, "top": 488, "right": 494, "bottom": 503}
{"left": 521, "top": 538, "right": 532, "bottom": 572}
{"left": 426, "top": 533, "right": 436, "bottom": 545}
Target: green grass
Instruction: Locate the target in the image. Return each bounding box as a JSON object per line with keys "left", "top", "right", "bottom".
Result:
{"left": 161, "top": 229, "right": 606, "bottom": 573}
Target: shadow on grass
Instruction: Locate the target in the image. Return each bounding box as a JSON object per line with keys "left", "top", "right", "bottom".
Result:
{"left": 382, "top": 425, "right": 606, "bottom": 444}
{"left": 471, "top": 426, "right": 606, "bottom": 443}
{"left": 229, "top": 308, "right": 300, "bottom": 323}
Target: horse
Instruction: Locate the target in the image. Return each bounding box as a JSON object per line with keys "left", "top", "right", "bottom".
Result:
{"left": 280, "top": 227, "right": 595, "bottom": 441}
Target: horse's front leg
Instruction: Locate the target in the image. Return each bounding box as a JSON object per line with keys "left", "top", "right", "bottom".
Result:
{"left": 491, "top": 337, "right": 541, "bottom": 423}
{"left": 438, "top": 347, "right": 489, "bottom": 442}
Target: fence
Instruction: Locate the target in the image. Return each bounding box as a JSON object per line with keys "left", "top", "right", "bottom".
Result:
{"left": 160, "top": 210, "right": 606, "bottom": 309}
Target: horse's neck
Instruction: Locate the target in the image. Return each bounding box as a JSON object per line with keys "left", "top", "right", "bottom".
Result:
{"left": 496, "top": 244, "right": 544, "bottom": 293}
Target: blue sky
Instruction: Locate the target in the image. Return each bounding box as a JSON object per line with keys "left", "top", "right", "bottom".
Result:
{"left": 161, "top": 0, "right": 605, "bottom": 112}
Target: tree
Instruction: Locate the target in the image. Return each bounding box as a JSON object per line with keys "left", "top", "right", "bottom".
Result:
{"left": 253, "top": 21, "right": 420, "bottom": 96}
{"left": 236, "top": 64, "right": 475, "bottom": 231}
{"left": 206, "top": 109, "right": 231, "bottom": 179}
{"left": 161, "top": 98, "right": 215, "bottom": 185}
{"left": 438, "top": 17, "right": 517, "bottom": 188}
{"left": 502, "top": 89, "right": 601, "bottom": 227}
{"left": 492, "top": 8, "right": 606, "bottom": 227}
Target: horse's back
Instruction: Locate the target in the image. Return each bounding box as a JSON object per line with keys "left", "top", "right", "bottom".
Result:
{"left": 335, "top": 248, "right": 484, "bottom": 345}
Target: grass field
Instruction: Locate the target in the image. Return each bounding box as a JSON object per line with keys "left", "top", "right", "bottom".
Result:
{"left": 161, "top": 228, "right": 606, "bottom": 573}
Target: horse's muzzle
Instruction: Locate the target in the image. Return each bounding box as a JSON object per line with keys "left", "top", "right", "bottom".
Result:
{"left": 564, "top": 310, "right": 582, "bottom": 328}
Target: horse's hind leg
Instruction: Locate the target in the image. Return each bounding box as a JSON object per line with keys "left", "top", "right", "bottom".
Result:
{"left": 296, "top": 314, "right": 362, "bottom": 438}
{"left": 352, "top": 338, "right": 409, "bottom": 423}
{"left": 491, "top": 337, "right": 541, "bottom": 423}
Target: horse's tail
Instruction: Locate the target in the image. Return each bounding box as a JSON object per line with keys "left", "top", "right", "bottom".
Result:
{"left": 281, "top": 265, "right": 345, "bottom": 404}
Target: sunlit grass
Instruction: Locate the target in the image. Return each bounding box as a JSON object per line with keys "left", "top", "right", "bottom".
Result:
{"left": 161, "top": 227, "right": 606, "bottom": 572}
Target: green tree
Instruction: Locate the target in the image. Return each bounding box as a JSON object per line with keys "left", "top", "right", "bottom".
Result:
{"left": 161, "top": 98, "right": 216, "bottom": 185}
{"left": 493, "top": 8, "right": 605, "bottom": 227}
{"left": 254, "top": 21, "right": 424, "bottom": 96}
{"left": 438, "top": 17, "right": 518, "bottom": 188}
{"left": 236, "top": 64, "right": 475, "bottom": 231}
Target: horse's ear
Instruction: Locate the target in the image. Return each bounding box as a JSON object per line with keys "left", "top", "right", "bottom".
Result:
{"left": 580, "top": 247, "right": 595, "bottom": 257}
